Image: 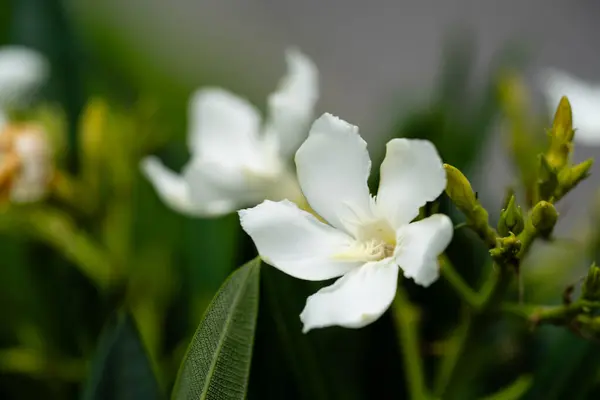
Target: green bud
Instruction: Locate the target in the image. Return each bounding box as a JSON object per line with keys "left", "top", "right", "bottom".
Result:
{"left": 552, "top": 96, "right": 574, "bottom": 142}
{"left": 582, "top": 263, "right": 600, "bottom": 301}
{"left": 489, "top": 233, "right": 521, "bottom": 262}
{"left": 444, "top": 164, "right": 497, "bottom": 247}
{"left": 501, "top": 187, "right": 516, "bottom": 211}
{"left": 497, "top": 195, "right": 524, "bottom": 236}
{"left": 546, "top": 97, "right": 575, "bottom": 170}
{"left": 80, "top": 98, "right": 108, "bottom": 164}
{"left": 556, "top": 158, "right": 594, "bottom": 200}
{"left": 443, "top": 164, "right": 477, "bottom": 213}
{"left": 531, "top": 201, "right": 558, "bottom": 238}
{"left": 537, "top": 154, "right": 559, "bottom": 201}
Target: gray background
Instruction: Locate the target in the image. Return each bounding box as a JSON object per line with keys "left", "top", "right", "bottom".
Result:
{"left": 71, "top": 0, "right": 600, "bottom": 234}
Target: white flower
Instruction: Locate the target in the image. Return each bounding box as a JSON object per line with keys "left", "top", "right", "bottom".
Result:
{"left": 239, "top": 113, "right": 453, "bottom": 332}
{"left": 0, "top": 123, "right": 53, "bottom": 203}
{"left": 539, "top": 68, "right": 600, "bottom": 145}
{"left": 0, "top": 46, "right": 49, "bottom": 109}
{"left": 141, "top": 49, "right": 318, "bottom": 217}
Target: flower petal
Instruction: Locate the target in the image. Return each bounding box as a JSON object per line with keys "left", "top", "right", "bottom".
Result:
{"left": 187, "top": 88, "right": 262, "bottom": 163}
{"left": 0, "top": 46, "right": 49, "bottom": 108}
{"left": 264, "top": 48, "right": 319, "bottom": 158}
{"left": 539, "top": 68, "right": 600, "bottom": 145}
{"left": 395, "top": 214, "right": 453, "bottom": 287}
{"left": 300, "top": 259, "right": 399, "bottom": 332}
{"left": 377, "top": 139, "right": 446, "bottom": 228}
{"left": 239, "top": 199, "right": 360, "bottom": 281}
{"left": 295, "top": 113, "right": 373, "bottom": 234}
{"left": 185, "top": 154, "right": 283, "bottom": 208}
{"left": 141, "top": 156, "right": 235, "bottom": 217}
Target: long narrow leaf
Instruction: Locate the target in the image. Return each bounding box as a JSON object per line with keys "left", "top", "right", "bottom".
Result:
{"left": 82, "top": 311, "right": 162, "bottom": 400}
{"left": 172, "top": 257, "right": 261, "bottom": 400}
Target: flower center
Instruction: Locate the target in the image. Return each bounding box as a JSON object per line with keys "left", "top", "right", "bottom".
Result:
{"left": 332, "top": 218, "right": 397, "bottom": 263}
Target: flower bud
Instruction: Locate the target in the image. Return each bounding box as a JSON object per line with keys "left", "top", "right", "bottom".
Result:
{"left": 443, "top": 164, "right": 477, "bottom": 213}
{"left": 551, "top": 96, "right": 574, "bottom": 143}
{"left": 546, "top": 97, "right": 575, "bottom": 170}
{"left": 531, "top": 201, "right": 558, "bottom": 238}
{"left": 497, "top": 195, "right": 524, "bottom": 237}
{"left": 556, "top": 158, "right": 593, "bottom": 200}
{"left": 582, "top": 263, "right": 600, "bottom": 301}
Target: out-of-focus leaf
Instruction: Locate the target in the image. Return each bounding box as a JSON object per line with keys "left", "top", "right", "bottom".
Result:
{"left": 248, "top": 266, "right": 403, "bottom": 400}
{"left": 171, "top": 257, "right": 261, "bottom": 400}
{"left": 524, "top": 329, "right": 600, "bottom": 400}
{"left": 249, "top": 267, "right": 331, "bottom": 400}
{"left": 81, "top": 311, "right": 162, "bottom": 400}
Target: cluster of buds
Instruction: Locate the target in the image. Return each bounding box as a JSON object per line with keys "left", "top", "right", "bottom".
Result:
{"left": 444, "top": 163, "right": 560, "bottom": 251}
{"left": 537, "top": 97, "right": 593, "bottom": 203}
{"left": 0, "top": 122, "right": 53, "bottom": 203}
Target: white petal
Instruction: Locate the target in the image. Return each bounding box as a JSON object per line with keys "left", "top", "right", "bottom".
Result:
{"left": 183, "top": 155, "right": 281, "bottom": 211}
{"left": 10, "top": 129, "right": 52, "bottom": 203}
{"left": 140, "top": 156, "right": 235, "bottom": 217}
{"left": 377, "top": 139, "right": 446, "bottom": 228}
{"left": 264, "top": 48, "right": 319, "bottom": 158}
{"left": 395, "top": 214, "right": 453, "bottom": 287}
{"left": 187, "top": 88, "right": 262, "bottom": 163}
{"left": 295, "top": 113, "right": 373, "bottom": 234}
{"left": 239, "top": 199, "right": 360, "bottom": 281}
{"left": 0, "top": 46, "right": 49, "bottom": 108}
{"left": 300, "top": 259, "right": 399, "bottom": 332}
{"left": 539, "top": 68, "right": 600, "bottom": 145}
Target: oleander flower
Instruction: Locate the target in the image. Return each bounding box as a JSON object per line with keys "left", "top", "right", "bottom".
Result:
{"left": 540, "top": 68, "right": 600, "bottom": 145}
{"left": 141, "top": 48, "right": 318, "bottom": 216}
{"left": 239, "top": 113, "right": 453, "bottom": 332}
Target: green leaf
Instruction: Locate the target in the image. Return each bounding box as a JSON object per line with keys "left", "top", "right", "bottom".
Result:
{"left": 524, "top": 329, "right": 600, "bottom": 400}
{"left": 172, "top": 257, "right": 261, "bottom": 400}
{"left": 82, "top": 311, "right": 162, "bottom": 400}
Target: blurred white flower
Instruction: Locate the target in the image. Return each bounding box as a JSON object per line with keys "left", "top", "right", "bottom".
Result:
{"left": 540, "top": 68, "right": 600, "bottom": 145}
{"left": 239, "top": 113, "right": 453, "bottom": 332}
{"left": 0, "top": 46, "right": 49, "bottom": 109}
{"left": 141, "top": 48, "right": 318, "bottom": 217}
{"left": 0, "top": 123, "right": 53, "bottom": 203}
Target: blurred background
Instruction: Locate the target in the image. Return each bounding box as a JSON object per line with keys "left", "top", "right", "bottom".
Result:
{"left": 2, "top": 0, "right": 600, "bottom": 398}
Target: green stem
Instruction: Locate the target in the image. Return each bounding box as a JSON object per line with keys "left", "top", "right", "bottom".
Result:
{"left": 392, "top": 285, "right": 429, "bottom": 400}
{"left": 516, "top": 218, "right": 537, "bottom": 260}
{"left": 433, "top": 311, "right": 472, "bottom": 394}
{"left": 440, "top": 255, "right": 482, "bottom": 310}
{"left": 502, "top": 300, "right": 600, "bottom": 325}
{"left": 436, "top": 266, "right": 513, "bottom": 398}
{"left": 0, "top": 207, "right": 118, "bottom": 290}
